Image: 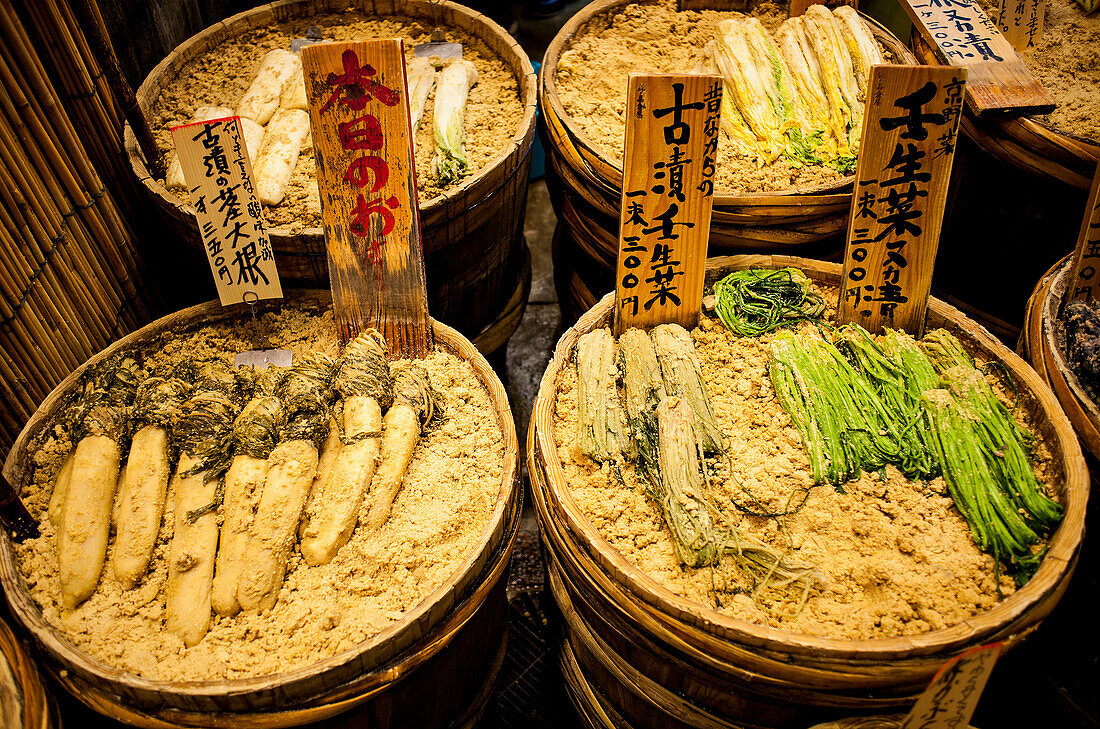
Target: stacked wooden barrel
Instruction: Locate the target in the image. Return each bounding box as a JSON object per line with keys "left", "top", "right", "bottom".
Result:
{"left": 1020, "top": 257, "right": 1100, "bottom": 463}
{"left": 529, "top": 255, "right": 1089, "bottom": 729}
{"left": 124, "top": 0, "right": 537, "bottom": 356}
{"left": 910, "top": 33, "right": 1100, "bottom": 341}
{"left": 0, "top": 291, "right": 521, "bottom": 729}
{"left": 0, "top": 616, "right": 56, "bottom": 729}
{"left": 539, "top": 0, "right": 916, "bottom": 325}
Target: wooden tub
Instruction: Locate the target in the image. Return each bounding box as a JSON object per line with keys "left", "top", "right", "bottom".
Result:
{"left": 908, "top": 32, "right": 1097, "bottom": 340}
{"left": 540, "top": 0, "right": 916, "bottom": 325}
{"left": 1021, "top": 256, "right": 1100, "bottom": 463}
{"left": 0, "top": 290, "right": 521, "bottom": 728}
{"left": 529, "top": 255, "right": 1088, "bottom": 729}
{"left": 124, "top": 0, "right": 537, "bottom": 354}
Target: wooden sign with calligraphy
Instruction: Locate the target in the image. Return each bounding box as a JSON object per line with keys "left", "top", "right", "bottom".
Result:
{"left": 613, "top": 74, "right": 722, "bottom": 336}
{"left": 1064, "top": 164, "right": 1100, "bottom": 305}
{"left": 996, "top": 0, "right": 1046, "bottom": 51}
{"left": 900, "top": 0, "right": 1054, "bottom": 115}
{"left": 901, "top": 643, "right": 1002, "bottom": 728}
{"left": 301, "top": 39, "right": 432, "bottom": 356}
{"left": 171, "top": 116, "right": 283, "bottom": 307}
{"left": 838, "top": 65, "right": 966, "bottom": 336}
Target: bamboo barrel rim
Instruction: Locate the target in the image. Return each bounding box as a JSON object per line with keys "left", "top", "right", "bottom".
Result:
{"left": 46, "top": 504, "right": 519, "bottom": 729}
{"left": 910, "top": 35, "right": 1100, "bottom": 190}
{"left": 531, "top": 254, "right": 1088, "bottom": 662}
{"left": 530, "top": 420, "right": 998, "bottom": 701}
{"left": 1029, "top": 257, "right": 1100, "bottom": 461}
{"left": 539, "top": 0, "right": 918, "bottom": 205}
{"left": 123, "top": 0, "right": 538, "bottom": 241}
{"left": 0, "top": 289, "right": 521, "bottom": 708}
{"left": 0, "top": 615, "right": 54, "bottom": 729}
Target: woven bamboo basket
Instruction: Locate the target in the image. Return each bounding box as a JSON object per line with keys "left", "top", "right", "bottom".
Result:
{"left": 0, "top": 615, "right": 56, "bottom": 729}
{"left": 123, "top": 0, "right": 537, "bottom": 351}
{"left": 911, "top": 36, "right": 1100, "bottom": 191}
{"left": 0, "top": 290, "right": 521, "bottom": 729}
{"left": 529, "top": 255, "right": 1088, "bottom": 729}
{"left": 541, "top": 0, "right": 916, "bottom": 326}
{"left": 1020, "top": 256, "right": 1100, "bottom": 463}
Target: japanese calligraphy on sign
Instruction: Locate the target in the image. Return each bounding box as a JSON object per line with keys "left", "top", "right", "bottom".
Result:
{"left": 901, "top": 643, "right": 1002, "bottom": 729}
{"left": 301, "top": 39, "right": 431, "bottom": 356}
{"left": 995, "top": 0, "right": 1045, "bottom": 51}
{"left": 170, "top": 116, "right": 283, "bottom": 307}
{"left": 614, "top": 74, "right": 721, "bottom": 335}
{"left": 1065, "top": 166, "right": 1100, "bottom": 305}
{"left": 838, "top": 65, "right": 967, "bottom": 336}
{"left": 899, "top": 0, "right": 1054, "bottom": 115}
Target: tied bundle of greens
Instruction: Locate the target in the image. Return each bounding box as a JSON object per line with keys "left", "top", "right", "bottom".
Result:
{"left": 834, "top": 326, "right": 939, "bottom": 480}
{"left": 921, "top": 389, "right": 1046, "bottom": 579}
{"left": 707, "top": 6, "right": 881, "bottom": 174}
{"left": 767, "top": 317, "right": 1062, "bottom": 583}
{"left": 713, "top": 267, "right": 826, "bottom": 337}
{"left": 921, "top": 330, "right": 1062, "bottom": 579}
{"left": 617, "top": 327, "right": 820, "bottom": 595}
{"left": 575, "top": 328, "right": 630, "bottom": 462}
{"left": 769, "top": 329, "right": 903, "bottom": 485}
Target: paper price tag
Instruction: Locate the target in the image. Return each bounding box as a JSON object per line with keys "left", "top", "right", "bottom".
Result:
{"left": 301, "top": 39, "right": 431, "bottom": 356}
{"left": 171, "top": 116, "right": 283, "bottom": 307}
{"left": 838, "top": 65, "right": 966, "bottom": 336}
{"left": 902, "top": 643, "right": 1002, "bottom": 729}
{"left": 613, "top": 73, "right": 721, "bottom": 335}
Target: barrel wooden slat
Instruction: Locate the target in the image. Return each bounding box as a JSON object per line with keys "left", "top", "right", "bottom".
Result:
{"left": 529, "top": 255, "right": 1088, "bottom": 729}
{"left": 1019, "top": 257, "right": 1100, "bottom": 461}
{"left": 910, "top": 35, "right": 1100, "bottom": 190}
{"left": 0, "top": 616, "right": 55, "bottom": 729}
{"left": 0, "top": 290, "right": 521, "bottom": 728}
{"left": 124, "top": 0, "right": 537, "bottom": 349}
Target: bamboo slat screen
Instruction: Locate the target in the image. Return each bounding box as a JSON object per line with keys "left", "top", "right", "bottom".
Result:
{"left": 0, "top": 0, "right": 152, "bottom": 453}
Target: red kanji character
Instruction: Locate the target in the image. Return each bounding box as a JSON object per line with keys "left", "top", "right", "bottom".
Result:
{"left": 339, "top": 114, "right": 383, "bottom": 151}
{"left": 321, "top": 50, "right": 399, "bottom": 113}
{"left": 344, "top": 155, "right": 389, "bottom": 193}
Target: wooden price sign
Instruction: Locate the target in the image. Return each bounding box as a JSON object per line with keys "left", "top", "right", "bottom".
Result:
{"left": 901, "top": 643, "right": 1002, "bottom": 728}
{"left": 899, "top": 0, "right": 1054, "bottom": 115}
{"left": 613, "top": 73, "right": 722, "bottom": 336}
{"left": 170, "top": 116, "right": 284, "bottom": 306}
{"left": 1064, "top": 164, "right": 1100, "bottom": 305}
{"left": 996, "top": 0, "right": 1046, "bottom": 51}
{"left": 301, "top": 39, "right": 431, "bottom": 357}
{"left": 838, "top": 65, "right": 967, "bottom": 336}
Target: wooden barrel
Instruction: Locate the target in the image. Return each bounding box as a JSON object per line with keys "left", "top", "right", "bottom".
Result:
{"left": 123, "top": 0, "right": 537, "bottom": 353}
{"left": 1020, "top": 256, "right": 1100, "bottom": 463}
{"left": 910, "top": 37, "right": 1099, "bottom": 191}
{"left": 528, "top": 255, "right": 1088, "bottom": 729}
{"left": 0, "top": 290, "right": 521, "bottom": 729}
{"left": 540, "top": 0, "right": 916, "bottom": 327}
{"left": 906, "top": 35, "right": 1093, "bottom": 341}
{"left": 0, "top": 616, "right": 56, "bottom": 729}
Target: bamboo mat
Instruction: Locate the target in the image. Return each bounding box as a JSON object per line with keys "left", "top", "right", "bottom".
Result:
{"left": 0, "top": 0, "right": 152, "bottom": 453}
